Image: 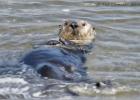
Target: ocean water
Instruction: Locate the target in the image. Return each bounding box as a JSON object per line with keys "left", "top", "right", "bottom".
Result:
{"left": 0, "top": 0, "right": 140, "bottom": 100}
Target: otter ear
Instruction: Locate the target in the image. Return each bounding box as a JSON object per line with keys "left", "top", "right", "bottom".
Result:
{"left": 59, "top": 25, "right": 62, "bottom": 29}
{"left": 93, "top": 27, "right": 95, "bottom": 30}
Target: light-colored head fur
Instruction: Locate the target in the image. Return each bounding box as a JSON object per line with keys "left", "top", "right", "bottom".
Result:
{"left": 59, "top": 20, "right": 96, "bottom": 45}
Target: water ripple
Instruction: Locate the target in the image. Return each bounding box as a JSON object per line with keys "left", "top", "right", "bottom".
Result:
{"left": 0, "top": 0, "right": 140, "bottom": 99}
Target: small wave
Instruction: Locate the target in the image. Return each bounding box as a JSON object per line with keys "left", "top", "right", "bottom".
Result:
{"left": 0, "top": 0, "right": 42, "bottom": 5}
{"left": 83, "top": 0, "right": 140, "bottom": 6}
{"left": 67, "top": 82, "right": 140, "bottom": 96}
{"left": 0, "top": 76, "right": 30, "bottom": 99}
{"left": 0, "top": 77, "right": 28, "bottom": 84}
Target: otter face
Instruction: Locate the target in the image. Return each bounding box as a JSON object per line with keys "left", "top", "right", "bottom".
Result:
{"left": 59, "top": 20, "right": 96, "bottom": 45}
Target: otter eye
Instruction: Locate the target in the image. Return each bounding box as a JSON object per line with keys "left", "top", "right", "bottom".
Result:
{"left": 82, "top": 23, "right": 86, "bottom": 26}
{"left": 64, "top": 22, "right": 68, "bottom": 26}
{"left": 59, "top": 25, "right": 61, "bottom": 27}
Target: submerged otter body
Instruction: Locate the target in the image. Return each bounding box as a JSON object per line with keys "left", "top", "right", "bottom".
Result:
{"left": 20, "top": 20, "right": 96, "bottom": 81}
{"left": 21, "top": 45, "right": 89, "bottom": 81}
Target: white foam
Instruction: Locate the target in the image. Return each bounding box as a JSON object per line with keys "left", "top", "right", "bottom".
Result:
{"left": 84, "top": 3, "right": 96, "bottom": 6}
{"left": 0, "top": 86, "right": 29, "bottom": 94}
{"left": 32, "top": 91, "right": 42, "bottom": 97}
{"left": 0, "top": 77, "right": 28, "bottom": 84}
{"left": 57, "top": 96, "right": 73, "bottom": 100}
{"left": 62, "top": 9, "right": 70, "bottom": 12}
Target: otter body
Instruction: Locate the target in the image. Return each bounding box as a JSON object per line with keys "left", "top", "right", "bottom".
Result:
{"left": 21, "top": 45, "right": 88, "bottom": 81}
{"left": 20, "top": 20, "right": 96, "bottom": 81}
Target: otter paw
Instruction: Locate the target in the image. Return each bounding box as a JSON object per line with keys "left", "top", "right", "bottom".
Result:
{"left": 46, "top": 40, "right": 61, "bottom": 45}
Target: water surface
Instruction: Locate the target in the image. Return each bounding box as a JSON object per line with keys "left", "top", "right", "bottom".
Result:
{"left": 0, "top": 0, "right": 140, "bottom": 100}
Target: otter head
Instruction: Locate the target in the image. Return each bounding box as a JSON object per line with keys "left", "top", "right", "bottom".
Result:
{"left": 59, "top": 20, "right": 96, "bottom": 45}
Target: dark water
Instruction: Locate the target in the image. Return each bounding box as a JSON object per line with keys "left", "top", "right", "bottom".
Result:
{"left": 0, "top": 0, "right": 140, "bottom": 100}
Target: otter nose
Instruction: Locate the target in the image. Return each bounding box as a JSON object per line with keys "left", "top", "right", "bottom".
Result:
{"left": 70, "top": 21, "right": 78, "bottom": 29}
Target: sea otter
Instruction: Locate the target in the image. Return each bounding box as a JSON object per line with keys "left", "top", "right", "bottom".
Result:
{"left": 20, "top": 20, "right": 96, "bottom": 81}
